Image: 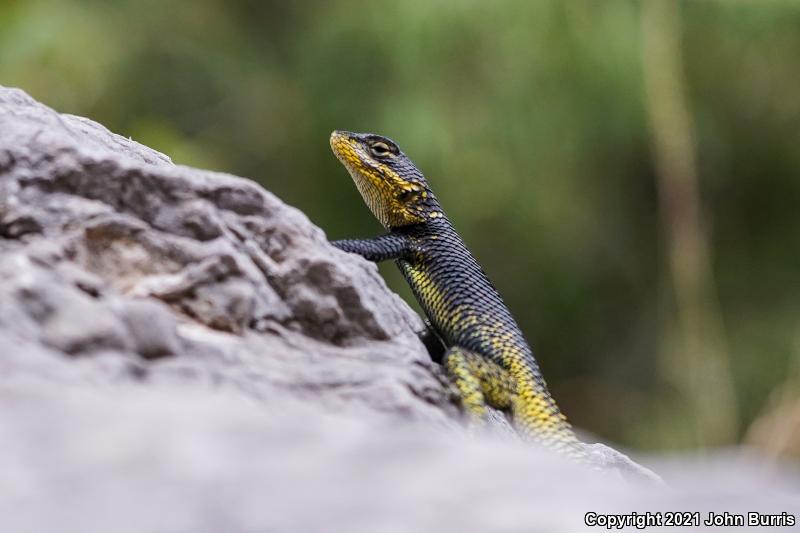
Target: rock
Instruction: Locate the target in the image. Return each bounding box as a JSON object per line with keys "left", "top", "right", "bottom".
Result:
{"left": 0, "top": 86, "right": 798, "bottom": 533}
{"left": 0, "top": 86, "right": 448, "bottom": 424}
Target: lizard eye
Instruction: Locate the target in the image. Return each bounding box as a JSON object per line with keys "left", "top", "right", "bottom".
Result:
{"left": 370, "top": 141, "right": 395, "bottom": 158}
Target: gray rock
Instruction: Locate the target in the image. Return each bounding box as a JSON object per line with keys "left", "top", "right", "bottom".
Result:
{"left": 0, "top": 86, "right": 798, "bottom": 533}
{"left": 0, "top": 86, "right": 447, "bottom": 424}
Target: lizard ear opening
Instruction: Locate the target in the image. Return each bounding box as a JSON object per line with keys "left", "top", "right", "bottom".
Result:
{"left": 397, "top": 189, "right": 418, "bottom": 202}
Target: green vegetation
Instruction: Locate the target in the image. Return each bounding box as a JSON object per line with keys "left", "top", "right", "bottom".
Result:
{"left": 3, "top": 0, "right": 798, "bottom": 451}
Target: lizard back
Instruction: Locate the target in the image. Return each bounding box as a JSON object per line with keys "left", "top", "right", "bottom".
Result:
{"left": 396, "top": 217, "right": 578, "bottom": 447}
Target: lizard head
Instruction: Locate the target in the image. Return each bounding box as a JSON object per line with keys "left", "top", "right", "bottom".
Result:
{"left": 330, "top": 130, "right": 441, "bottom": 229}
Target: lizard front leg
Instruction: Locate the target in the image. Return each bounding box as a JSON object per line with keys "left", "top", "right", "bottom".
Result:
{"left": 331, "top": 233, "right": 414, "bottom": 262}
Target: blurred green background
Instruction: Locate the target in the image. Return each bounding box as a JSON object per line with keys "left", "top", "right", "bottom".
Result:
{"left": 2, "top": 0, "right": 798, "bottom": 454}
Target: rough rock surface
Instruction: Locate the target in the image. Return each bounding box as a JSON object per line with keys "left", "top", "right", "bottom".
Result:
{"left": 0, "top": 87, "right": 798, "bottom": 533}
{"left": 0, "top": 86, "right": 453, "bottom": 425}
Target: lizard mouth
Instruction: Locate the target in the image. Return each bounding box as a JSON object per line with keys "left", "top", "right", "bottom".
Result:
{"left": 329, "top": 130, "right": 355, "bottom": 158}
{"left": 330, "top": 131, "right": 360, "bottom": 169}
{"left": 329, "top": 130, "right": 383, "bottom": 180}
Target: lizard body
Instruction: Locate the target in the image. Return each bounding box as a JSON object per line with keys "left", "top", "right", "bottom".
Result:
{"left": 329, "top": 130, "right": 584, "bottom": 457}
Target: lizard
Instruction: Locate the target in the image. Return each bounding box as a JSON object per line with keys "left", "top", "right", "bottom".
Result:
{"left": 328, "top": 130, "right": 585, "bottom": 459}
